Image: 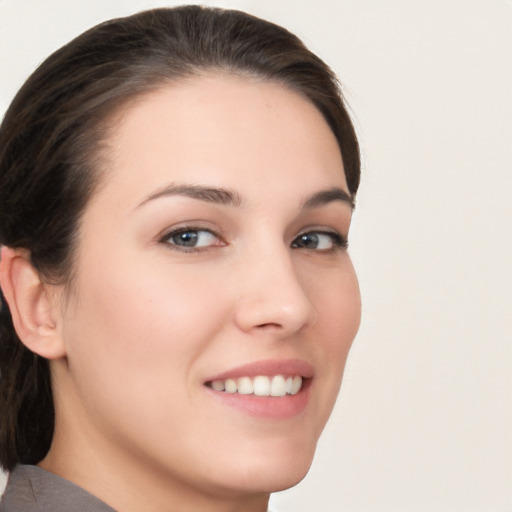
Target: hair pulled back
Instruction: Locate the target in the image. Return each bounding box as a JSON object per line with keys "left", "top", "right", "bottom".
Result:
{"left": 0, "top": 5, "right": 360, "bottom": 471}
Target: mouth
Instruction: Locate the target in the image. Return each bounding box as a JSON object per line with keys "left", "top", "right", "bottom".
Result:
{"left": 203, "top": 359, "right": 313, "bottom": 419}
{"left": 205, "top": 375, "right": 304, "bottom": 396}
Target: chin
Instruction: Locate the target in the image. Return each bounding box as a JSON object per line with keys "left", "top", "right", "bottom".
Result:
{"left": 259, "top": 464, "right": 312, "bottom": 493}
{"left": 215, "top": 436, "right": 317, "bottom": 494}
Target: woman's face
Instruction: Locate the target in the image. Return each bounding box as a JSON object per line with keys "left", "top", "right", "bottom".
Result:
{"left": 51, "top": 74, "right": 361, "bottom": 499}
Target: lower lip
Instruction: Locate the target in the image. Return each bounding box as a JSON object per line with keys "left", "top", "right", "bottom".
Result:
{"left": 205, "top": 380, "right": 311, "bottom": 420}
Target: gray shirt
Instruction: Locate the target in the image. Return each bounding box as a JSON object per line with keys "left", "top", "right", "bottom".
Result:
{"left": 1, "top": 465, "right": 274, "bottom": 511}
{"left": 0, "top": 465, "right": 115, "bottom": 512}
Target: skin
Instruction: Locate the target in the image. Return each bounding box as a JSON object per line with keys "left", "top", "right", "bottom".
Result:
{"left": 27, "top": 74, "right": 360, "bottom": 511}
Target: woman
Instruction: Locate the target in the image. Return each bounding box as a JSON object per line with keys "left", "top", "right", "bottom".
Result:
{"left": 0, "top": 6, "right": 360, "bottom": 511}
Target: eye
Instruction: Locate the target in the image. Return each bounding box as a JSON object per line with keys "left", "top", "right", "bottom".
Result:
{"left": 291, "top": 231, "right": 347, "bottom": 251}
{"left": 161, "top": 227, "right": 224, "bottom": 250}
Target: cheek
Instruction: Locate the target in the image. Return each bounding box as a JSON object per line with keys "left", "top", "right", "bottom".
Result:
{"left": 308, "top": 255, "right": 361, "bottom": 346}
{"left": 306, "top": 257, "right": 361, "bottom": 402}
{"left": 63, "top": 251, "right": 229, "bottom": 402}
{"left": 327, "top": 268, "right": 361, "bottom": 351}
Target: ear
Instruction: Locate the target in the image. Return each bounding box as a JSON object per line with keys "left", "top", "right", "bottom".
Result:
{"left": 0, "top": 246, "right": 66, "bottom": 359}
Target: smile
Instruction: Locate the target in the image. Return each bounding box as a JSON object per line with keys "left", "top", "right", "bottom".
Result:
{"left": 207, "top": 375, "right": 303, "bottom": 396}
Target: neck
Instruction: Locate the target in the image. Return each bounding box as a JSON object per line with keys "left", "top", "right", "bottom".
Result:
{"left": 40, "top": 442, "right": 269, "bottom": 512}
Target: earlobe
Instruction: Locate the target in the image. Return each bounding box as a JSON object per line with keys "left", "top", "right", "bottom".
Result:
{"left": 0, "top": 246, "right": 66, "bottom": 359}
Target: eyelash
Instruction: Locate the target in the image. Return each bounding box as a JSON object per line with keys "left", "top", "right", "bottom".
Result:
{"left": 159, "top": 226, "right": 348, "bottom": 253}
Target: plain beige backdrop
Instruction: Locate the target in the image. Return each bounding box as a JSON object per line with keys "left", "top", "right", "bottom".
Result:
{"left": 1, "top": 1, "right": 511, "bottom": 511}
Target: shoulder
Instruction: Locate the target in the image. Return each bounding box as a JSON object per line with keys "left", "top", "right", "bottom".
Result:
{"left": 0, "top": 465, "right": 115, "bottom": 512}
{"left": 0, "top": 466, "right": 41, "bottom": 512}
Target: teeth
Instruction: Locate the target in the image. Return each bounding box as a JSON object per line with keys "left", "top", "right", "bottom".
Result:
{"left": 209, "top": 375, "right": 303, "bottom": 396}
{"left": 270, "top": 375, "right": 286, "bottom": 397}
{"left": 291, "top": 376, "right": 302, "bottom": 395}
{"left": 238, "top": 377, "right": 253, "bottom": 395}
{"left": 225, "top": 379, "right": 237, "bottom": 393}
{"left": 211, "top": 380, "right": 225, "bottom": 392}
{"left": 253, "top": 375, "right": 270, "bottom": 396}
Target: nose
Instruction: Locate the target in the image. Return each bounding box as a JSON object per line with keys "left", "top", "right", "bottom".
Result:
{"left": 233, "top": 245, "right": 317, "bottom": 337}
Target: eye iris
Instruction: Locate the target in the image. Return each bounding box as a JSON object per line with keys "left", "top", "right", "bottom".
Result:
{"left": 299, "top": 233, "right": 319, "bottom": 248}
{"left": 174, "top": 231, "right": 198, "bottom": 246}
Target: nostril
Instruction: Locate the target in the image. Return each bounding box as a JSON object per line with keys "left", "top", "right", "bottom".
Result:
{"left": 254, "top": 322, "right": 283, "bottom": 330}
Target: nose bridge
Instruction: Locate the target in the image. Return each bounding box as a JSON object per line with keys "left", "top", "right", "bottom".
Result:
{"left": 233, "top": 235, "right": 316, "bottom": 335}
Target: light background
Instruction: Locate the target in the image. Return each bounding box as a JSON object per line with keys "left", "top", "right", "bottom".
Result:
{"left": 0, "top": 1, "right": 511, "bottom": 510}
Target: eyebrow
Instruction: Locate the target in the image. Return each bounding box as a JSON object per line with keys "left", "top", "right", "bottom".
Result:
{"left": 302, "top": 187, "right": 354, "bottom": 210}
{"left": 137, "top": 183, "right": 353, "bottom": 210}
{"left": 137, "top": 183, "right": 242, "bottom": 209}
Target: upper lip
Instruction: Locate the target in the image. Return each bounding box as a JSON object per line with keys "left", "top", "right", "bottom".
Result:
{"left": 204, "top": 358, "right": 314, "bottom": 383}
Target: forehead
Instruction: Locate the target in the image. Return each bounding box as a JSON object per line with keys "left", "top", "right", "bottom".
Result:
{"left": 97, "top": 73, "right": 347, "bottom": 207}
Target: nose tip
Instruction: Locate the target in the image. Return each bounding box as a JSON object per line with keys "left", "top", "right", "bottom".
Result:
{"left": 234, "top": 266, "right": 317, "bottom": 336}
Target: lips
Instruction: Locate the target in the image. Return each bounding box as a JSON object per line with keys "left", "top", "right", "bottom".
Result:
{"left": 203, "top": 359, "right": 313, "bottom": 419}
{"left": 204, "top": 358, "right": 314, "bottom": 382}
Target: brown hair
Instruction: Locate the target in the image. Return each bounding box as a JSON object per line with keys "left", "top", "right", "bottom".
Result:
{"left": 0, "top": 5, "right": 360, "bottom": 471}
